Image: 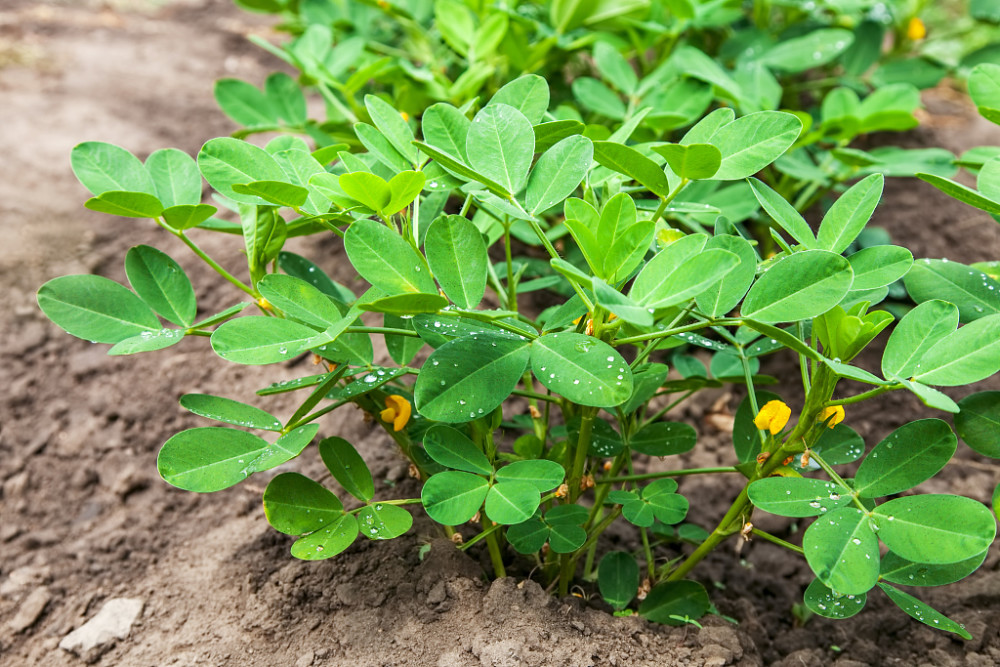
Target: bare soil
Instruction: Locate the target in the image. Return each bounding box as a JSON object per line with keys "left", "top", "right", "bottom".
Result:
{"left": 2, "top": 2, "right": 1000, "bottom": 665}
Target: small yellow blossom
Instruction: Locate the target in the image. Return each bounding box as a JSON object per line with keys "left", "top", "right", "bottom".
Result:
{"left": 257, "top": 297, "right": 273, "bottom": 312}
{"left": 907, "top": 17, "right": 926, "bottom": 41}
{"left": 818, "top": 405, "right": 845, "bottom": 428}
{"left": 400, "top": 111, "right": 410, "bottom": 122}
{"left": 380, "top": 395, "right": 412, "bottom": 432}
{"left": 754, "top": 400, "right": 791, "bottom": 434}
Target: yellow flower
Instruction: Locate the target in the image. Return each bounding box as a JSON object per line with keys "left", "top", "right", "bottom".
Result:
{"left": 754, "top": 400, "right": 791, "bottom": 434}
{"left": 380, "top": 395, "right": 411, "bottom": 432}
{"left": 818, "top": 405, "right": 845, "bottom": 428}
{"left": 907, "top": 17, "right": 926, "bottom": 41}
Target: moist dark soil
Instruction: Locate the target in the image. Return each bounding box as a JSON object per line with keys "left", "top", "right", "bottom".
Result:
{"left": 2, "top": 2, "right": 1000, "bottom": 665}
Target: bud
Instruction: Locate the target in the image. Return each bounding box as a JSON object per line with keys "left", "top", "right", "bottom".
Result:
{"left": 817, "top": 405, "right": 845, "bottom": 428}
{"left": 907, "top": 17, "right": 926, "bottom": 41}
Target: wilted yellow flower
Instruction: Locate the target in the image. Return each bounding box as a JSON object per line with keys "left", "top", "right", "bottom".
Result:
{"left": 818, "top": 405, "right": 845, "bottom": 428}
{"left": 754, "top": 400, "right": 791, "bottom": 434}
{"left": 907, "top": 17, "right": 926, "bottom": 41}
{"left": 380, "top": 395, "right": 411, "bottom": 432}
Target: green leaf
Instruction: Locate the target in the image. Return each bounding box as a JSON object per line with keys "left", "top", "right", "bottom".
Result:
{"left": 803, "top": 507, "right": 879, "bottom": 595}
{"left": 742, "top": 250, "right": 853, "bottom": 324}
{"left": 759, "top": 28, "right": 854, "bottom": 73}
{"left": 816, "top": 174, "right": 884, "bottom": 253}
{"left": 813, "top": 424, "right": 865, "bottom": 465}
{"left": 37, "top": 275, "right": 160, "bottom": 344}
{"left": 357, "top": 503, "right": 413, "bottom": 540}
{"left": 525, "top": 135, "right": 593, "bottom": 215}
{"left": 630, "top": 235, "right": 740, "bottom": 308}
{"left": 466, "top": 103, "right": 534, "bottom": 194}
{"left": 904, "top": 259, "right": 1000, "bottom": 323}
{"left": 488, "top": 75, "right": 550, "bottom": 125}
{"left": 162, "top": 204, "right": 217, "bottom": 230}
{"left": 598, "top": 551, "right": 639, "bottom": 611}
{"left": 847, "top": 246, "right": 913, "bottom": 291}
{"left": 385, "top": 171, "right": 426, "bottom": 215}
{"left": 853, "top": 419, "right": 956, "bottom": 498}
{"left": 630, "top": 421, "right": 696, "bottom": 457}
{"left": 748, "top": 178, "right": 815, "bottom": 247}
{"left": 210, "top": 316, "right": 321, "bottom": 365}
{"left": 507, "top": 517, "right": 550, "bottom": 554}
{"left": 424, "top": 215, "right": 487, "bottom": 309}
{"left": 263, "top": 472, "right": 343, "bottom": 535}
{"left": 916, "top": 173, "right": 1000, "bottom": 215}
{"left": 124, "top": 245, "right": 196, "bottom": 327}
{"left": 534, "top": 120, "right": 586, "bottom": 153}
{"left": 877, "top": 583, "right": 972, "bottom": 639}
{"left": 278, "top": 251, "right": 356, "bottom": 304}
{"left": 421, "top": 103, "right": 470, "bottom": 162}
{"left": 214, "top": 78, "right": 275, "bottom": 127}
{"left": 145, "top": 148, "right": 202, "bottom": 207}
{"left": 547, "top": 520, "right": 588, "bottom": 553}
{"left": 495, "top": 459, "right": 565, "bottom": 492}
{"left": 594, "top": 41, "right": 637, "bottom": 95}
{"left": 709, "top": 112, "right": 802, "bottom": 181}
{"left": 319, "top": 436, "right": 375, "bottom": 502}
{"left": 231, "top": 180, "right": 309, "bottom": 208}
{"left": 592, "top": 278, "right": 653, "bottom": 326}
{"left": 197, "top": 137, "right": 287, "bottom": 205}
{"left": 85, "top": 191, "right": 164, "bottom": 218}
{"left": 955, "top": 391, "right": 1000, "bottom": 458}
{"left": 413, "top": 140, "right": 512, "bottom": 197}
{"left": 421, "top": 471, "right": 489, "bottom": 524}
{"left": 880, "top": 550, "right": 988, "bottom": 587}
{"left": 359, "top": 293, "right": 448, "bottom": 315}
{"left": 354, "top": 122, "right": 411, "bottom": 173}
{"left": 485, "top": 481, "right": 541, "bottom": 525}
{"left": 592, "top": 141, "right": 670, "bottom": 197}
{"left": 107, "top": 328, "right": 186, "bottom": 355}
{"left": 338, "top": 171, "right": 391, "bottom": 212}
{"left": 803, "top": 579, "right": 866, "bottom": 619}
{"left": 290, "top": 514, "right": 359, "bottom": 560}
{"left": 257, "top": 273, "right": 345, "bottom": 329}
{"left": 969, "top": 64, "right": 1000, "bottom": 110}
{"left": 652, "top": 143, "right": 721, "bottom": 180}
{"left": 415, "top": 332, "right": 531, "bottom": 423}
{"left": 913, "top": 314, "right": 1000, "bottom": 386}
{"left": 265, "top": 72, "right": 306, "bottom": 125}
{"left": 749, "top": 477, "right": 852, "bottom": 517}
{"left": 423, "top": 424, "right": 492, "bottom": 475}
{"left": 345, "top": 219, "right": 436, "bottom": 295}
{"left": 179, "top": 394, "right": 282, "bottom": 431}
{"left": 882, "top": 300, "right": 959, "bottom": 379}
{"left": 643, "top": 483, "right": 688, "bottom": 524}
{"left": 694, "top": 234, "right": 757, "bottom": 317}
{"left": 365, "top": 94, "right": 418, "bottom": 165}
{"left": 873, "top": 495, "right": 997, "bottom": 565}
{"left": 71, "top": 141, "right": 156, "bottom": 196}
{"left": 638, "top": 580, "right": 711, "bottom": 626}
{"left": 157, "top": 427, "right": 268, "bottom": 492}
{"left": 530, "top": 332, "right": 633, "bottom": 408}
{"left": 572, "top": 77, "right": 625, "bottom": 119}
{"left": 250, "top": 424, "right": 319, "bottom": 472}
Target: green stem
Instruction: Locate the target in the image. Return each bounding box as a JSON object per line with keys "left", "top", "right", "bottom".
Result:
{"left": 526, "top": 217, "right": 560, "bottom": 260}
{"left": 649, "top": 178, "right": 689, "bottom": 225}
{"left": 597, "top": 467, "right": 739, "bottom": 485}
{"left": 569, "top": 408, "right": 597, "bottom": 502}
{"left": 750, "top": 528, "right": 804, "bottom": 554}
{"left": 172, "top": 228, "right": 256, "bottom": 297}
{"left": 344, "top": 326, "right": 420, "bottom": 338}
{"left": 639, "top": 390, "right": 695, "bottom": 429}
{"left": 827, "top": 385, "right": 896, "bottom": 406}
{"left": 504, "top": 224, "right": 517, "bottom": 311}
{"left": 485, "top": 523, "right": 507, "bottom": 578}
{"left": 511, "top": 388, "right": 562, "bottom": 404}
{"left": 616, "top": 318, "right": 741, "bottom": 347}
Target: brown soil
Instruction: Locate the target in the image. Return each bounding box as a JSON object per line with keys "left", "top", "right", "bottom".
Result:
{"left": 2, "top": 2, "right": 1000, "bottom": 665}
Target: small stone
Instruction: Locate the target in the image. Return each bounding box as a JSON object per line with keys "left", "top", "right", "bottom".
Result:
{"left": 1, "top": 565, "right": 51, "bottom": 596}
{"left": 295, "top": 650, "right": 315, "bottom": 667}
{"left": 59, "top": 598, "right": 144, "bottom": 662}
{"left": 8, "top": 586, "right": 51, "bottom": 633}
